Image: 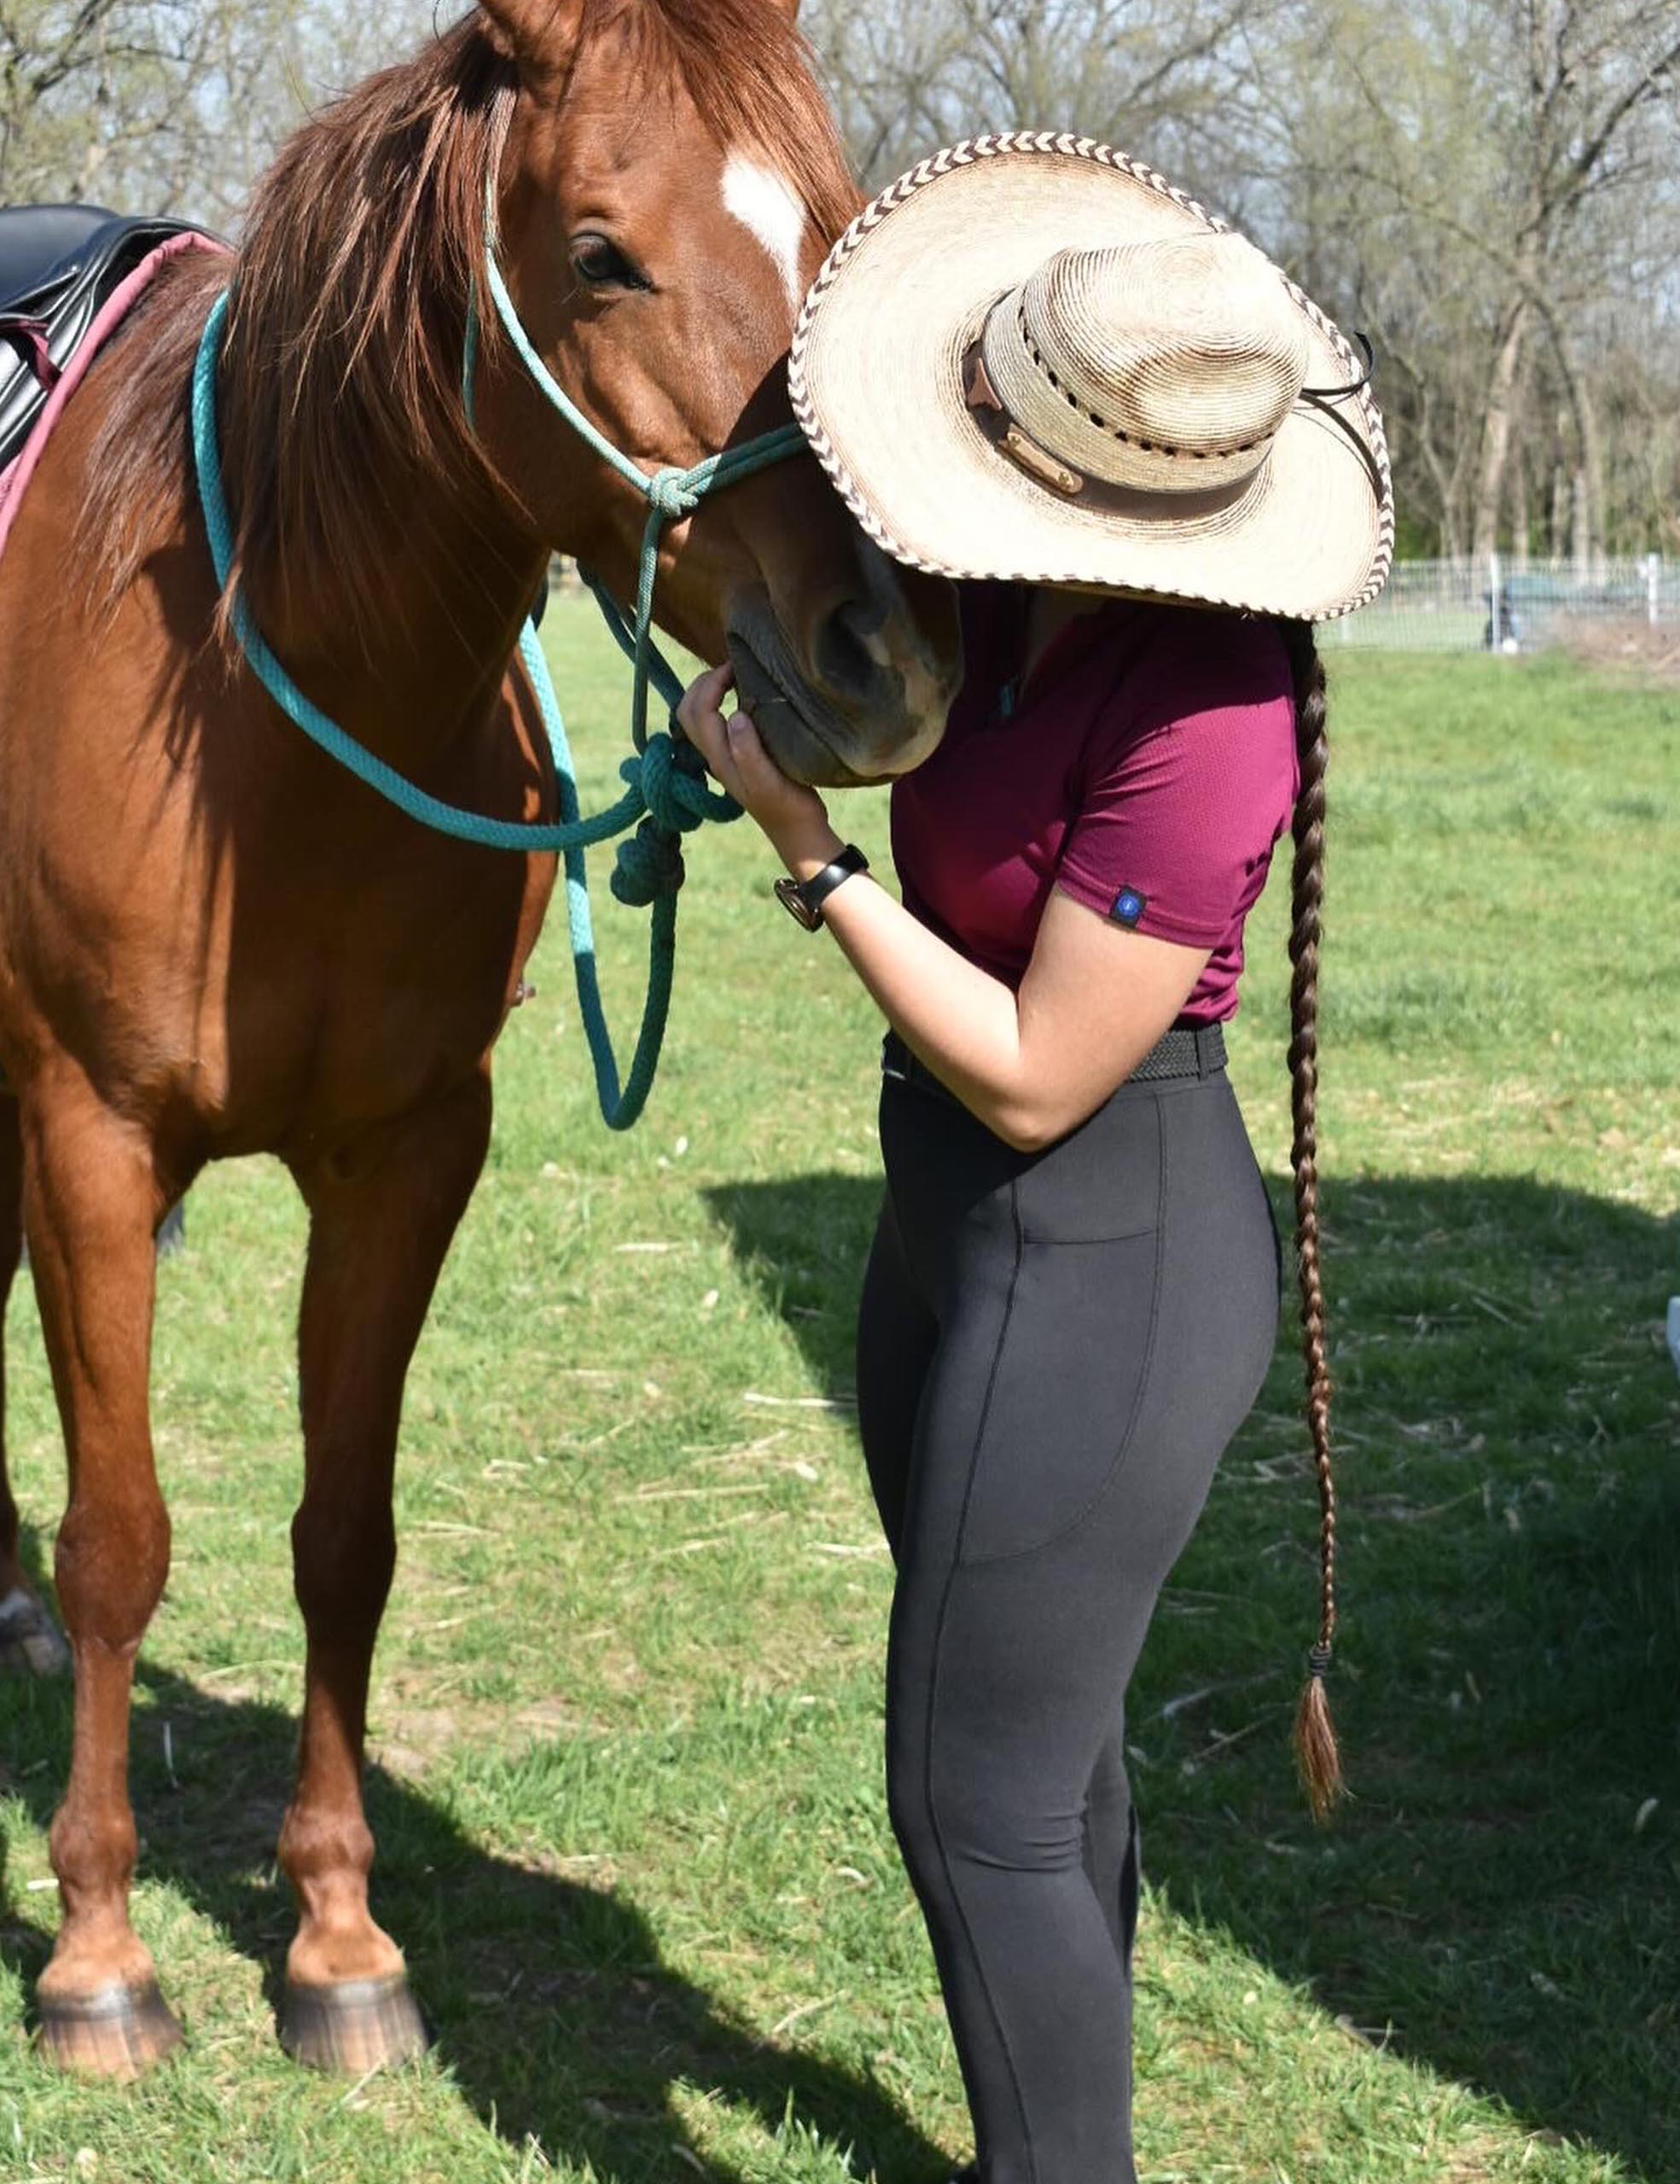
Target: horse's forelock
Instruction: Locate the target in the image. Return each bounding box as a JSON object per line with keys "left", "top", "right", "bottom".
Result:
{"left": 607, "top": 0, "right": 857, "bottom": 244}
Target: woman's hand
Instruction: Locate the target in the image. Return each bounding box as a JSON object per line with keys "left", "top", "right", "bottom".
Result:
{"left": 676, "top": 665, "right": 844, "bottom": 879}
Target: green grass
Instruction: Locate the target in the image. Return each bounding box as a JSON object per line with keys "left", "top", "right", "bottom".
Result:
{"left": 1, "top": 611, "right": 1677, "bottom": 2182}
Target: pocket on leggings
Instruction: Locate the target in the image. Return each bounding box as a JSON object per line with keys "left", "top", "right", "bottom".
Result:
{"left": 1012, "top": 1087, "right": 1161, "bottom": 1244}
{"left": 959, "top": 1226, "right": 1160, "bottom": 1565}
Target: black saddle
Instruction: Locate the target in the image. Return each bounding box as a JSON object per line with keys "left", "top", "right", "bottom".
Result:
{"left": 0, "top": 204, "right": 218, "bottom": 477}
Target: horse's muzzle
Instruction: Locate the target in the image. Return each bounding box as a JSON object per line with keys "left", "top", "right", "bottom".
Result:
{"left": 726, "top": 566, "right": 960, "bottom": 789}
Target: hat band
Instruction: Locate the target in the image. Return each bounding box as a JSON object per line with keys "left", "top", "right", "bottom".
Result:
{"left": 962, "top": 339, "right": 1266, "bottom": 522}
{"left": 976, "top": 291, "right": 1292, "bottom": 498}
{"left": 963, "top": 343, "right": 1086, "bottom": 497}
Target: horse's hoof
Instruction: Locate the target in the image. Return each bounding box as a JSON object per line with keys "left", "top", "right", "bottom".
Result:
{"left": 35, "top": 1979, "right": 184, "bottom": 2078}
{"left": 279, "top": 1972, "right": 428, "bottom": 2074}
{"left": 0, "top": 1585, "right": 70, "bottom": 1676}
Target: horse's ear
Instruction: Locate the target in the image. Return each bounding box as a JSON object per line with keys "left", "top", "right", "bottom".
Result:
{"left": 478, "top": 0, "right": 586, "bottom": 70}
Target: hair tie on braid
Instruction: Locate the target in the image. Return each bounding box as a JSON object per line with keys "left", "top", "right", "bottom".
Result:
{"left": 1279, "top": 618, "right": 1345, "bottom": 1823}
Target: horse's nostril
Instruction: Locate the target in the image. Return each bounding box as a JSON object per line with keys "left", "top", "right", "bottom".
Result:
{"left": 813, "top": 595, "right": 891, "bottom": 703}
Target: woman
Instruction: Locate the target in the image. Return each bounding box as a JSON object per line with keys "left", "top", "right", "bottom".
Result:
{"left": 679, "top": 137, "right": 1390, "bottom": 2184}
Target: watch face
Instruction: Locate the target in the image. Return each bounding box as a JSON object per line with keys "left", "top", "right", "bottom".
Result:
{"left": 774, "top": 876, "right": 820, "bottom": 930}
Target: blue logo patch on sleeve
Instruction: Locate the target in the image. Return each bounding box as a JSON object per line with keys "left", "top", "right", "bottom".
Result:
{"left": 1112, "top": 887, "right": 1148, "bottom": 929}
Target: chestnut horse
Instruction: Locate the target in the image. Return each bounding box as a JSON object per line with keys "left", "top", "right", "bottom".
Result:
{"left": 0, "top": 0, "right": 959, "bottom": 2077}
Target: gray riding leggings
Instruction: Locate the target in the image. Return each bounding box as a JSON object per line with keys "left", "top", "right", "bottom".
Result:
{"left": 856, "top": 1062, "right": 1280, "bottom": 2184}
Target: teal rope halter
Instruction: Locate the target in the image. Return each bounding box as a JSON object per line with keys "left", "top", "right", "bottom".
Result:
{"left": 189, "top": 210, "right": 806, "bottom": 1130}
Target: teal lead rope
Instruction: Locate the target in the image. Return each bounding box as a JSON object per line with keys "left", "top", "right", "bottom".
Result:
{"left": 191, "top": 238, "right": 805, "bottom": 1129}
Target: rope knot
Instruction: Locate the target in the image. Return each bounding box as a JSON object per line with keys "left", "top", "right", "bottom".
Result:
{"left": 1306, "top": 1642, "right": 1334, "bottom": 1681}
{"left": 611, "top": 818, "right": 684, "bottom": 907}
{"left": 634, "top": 731, "right": 741, "bottom": 838}
{"left": 648, "top": 468, "right": 700, "bottom": 522}
{"left": 608, "top": 735, "right": 741, "bottom": 906}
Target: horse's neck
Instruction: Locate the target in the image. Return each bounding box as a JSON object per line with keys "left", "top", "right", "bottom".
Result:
{"left": 259, "top": 476, "right": 550, "bottom": 775}
{"left": 212, "top": 275, "right": 560, "bottom": 773}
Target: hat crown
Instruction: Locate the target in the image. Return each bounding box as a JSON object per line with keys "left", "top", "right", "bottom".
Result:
{"left": 983, "top": 230, "right": 1315, "bottom": 493}
{"left": 1026, "top": 234, "right": 1310, "bottom": 450}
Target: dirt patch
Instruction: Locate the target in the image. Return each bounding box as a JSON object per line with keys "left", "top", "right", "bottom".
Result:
{"left": 1560, "top": 616, "right": 1680, "bottom": 680}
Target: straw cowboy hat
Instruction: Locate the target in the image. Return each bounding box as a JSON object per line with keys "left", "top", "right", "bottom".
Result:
{"left": 788, "top": 134, "right": 1393, "bottom": 623}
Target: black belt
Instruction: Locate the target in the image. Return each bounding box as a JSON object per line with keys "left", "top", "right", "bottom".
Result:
{"left": 881, "top": 1022, "right": 1225, "bottom": 1101}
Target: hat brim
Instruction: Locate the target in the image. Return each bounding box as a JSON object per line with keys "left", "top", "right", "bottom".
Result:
{"left": 789, "top": 135, "right": 1393, "bottom": 623}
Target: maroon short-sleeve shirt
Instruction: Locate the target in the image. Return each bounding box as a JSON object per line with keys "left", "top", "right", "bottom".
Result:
{"left": 890, "top": 584, "right": 1299, "bottom": 1025}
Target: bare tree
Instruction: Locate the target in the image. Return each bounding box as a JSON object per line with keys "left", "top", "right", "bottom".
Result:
{"left": 0, "top": 0, "right": 439, "bottom": 219}
{"left": 803, "top": 0, "right": 1281, "bottom": 200}
{"left": 801, "top": 0, "right": 973, "bottom": 186}
{"left": 1265, "top": 0, "right": 1680, "bottom": 561}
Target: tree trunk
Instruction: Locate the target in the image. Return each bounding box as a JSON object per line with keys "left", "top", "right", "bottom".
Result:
{"left": 1512, "top": 446, "right": 1530, "bottom": 572}
{"left": 1471, "top": 295, "right": 1531, "bottom": 562}
{"left": 1571, "top": 470, "right": 1591, "bottom": 578}
{"left": 1538, "top": 319, "right": 1606, "bottom": 576}
{"left": 1549, "top": 447, "right": 1571, "bottom": 564}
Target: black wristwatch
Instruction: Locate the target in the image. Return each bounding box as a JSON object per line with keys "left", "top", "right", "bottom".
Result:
{"left": 775, "top": 845, "right": 870, "bottom": 931}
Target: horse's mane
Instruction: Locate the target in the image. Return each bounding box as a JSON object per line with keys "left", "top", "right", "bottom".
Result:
{"left": 86, "top": 3, "right": 854, "bottom": 650}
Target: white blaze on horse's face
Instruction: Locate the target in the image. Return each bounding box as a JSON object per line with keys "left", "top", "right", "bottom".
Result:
{"left": 721, "top": 154, "right": 807, "bottom": 316}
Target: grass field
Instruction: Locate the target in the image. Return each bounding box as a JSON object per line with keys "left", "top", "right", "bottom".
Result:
{"left": 1, "top": 604, "right": 1677, "bottom": 2183}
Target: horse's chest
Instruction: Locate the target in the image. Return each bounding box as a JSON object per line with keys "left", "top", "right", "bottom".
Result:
{"left": 223, "top": 840, "right": 549, "bottom": 1130}
{"left": 0, "top": 563, "right": 558, "bottom": 1141}
{"left": 6, "top": 788, "right": 548, "bottom": 1147}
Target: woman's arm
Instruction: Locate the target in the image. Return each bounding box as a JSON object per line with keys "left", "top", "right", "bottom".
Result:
{"left": 677, "top": 668, "right": 1210, "bottom": 1153}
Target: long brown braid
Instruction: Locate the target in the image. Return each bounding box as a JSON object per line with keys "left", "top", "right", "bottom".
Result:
{"left": 1278, "top": 619, "right": 1343, "bottom": 1820}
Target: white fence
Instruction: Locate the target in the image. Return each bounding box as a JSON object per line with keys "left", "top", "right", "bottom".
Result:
{"left": 1337, "top": 555, "right": 1679, "bottom": 653}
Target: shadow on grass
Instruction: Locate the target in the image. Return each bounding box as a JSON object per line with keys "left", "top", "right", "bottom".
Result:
{"left": 707, "top": 1165, "right": 1680, "bottom": 2183}
{"left": 0, "top": 1643, "right": 949, "bottom": 2184}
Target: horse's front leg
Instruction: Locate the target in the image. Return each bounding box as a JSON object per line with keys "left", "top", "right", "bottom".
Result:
{"left": 277, "top": 1074, "right": 491, "bottom": 2074}
{"left": 24, "top": 1076, "right": 180, "bottom": 2075}
{"left": 0, "top": 1089, "right": 70, "bottom": 1676}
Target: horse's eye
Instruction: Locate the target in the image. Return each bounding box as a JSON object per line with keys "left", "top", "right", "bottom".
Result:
{"left": 570, "top": 233, "right": 648, "bottom": 292}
